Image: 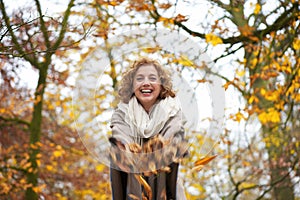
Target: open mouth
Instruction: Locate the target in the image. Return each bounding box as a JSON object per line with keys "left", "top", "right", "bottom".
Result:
{"left": 140, "top": 89, "right": 153, "bottom": 94}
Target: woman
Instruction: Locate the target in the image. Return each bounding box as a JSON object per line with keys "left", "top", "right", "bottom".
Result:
{"left": 109, "top": 57, "right": 187, "bottom": 199}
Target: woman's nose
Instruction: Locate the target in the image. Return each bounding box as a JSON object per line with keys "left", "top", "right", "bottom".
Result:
{"left": 142, "top": 78, "right": 150, "bottom": 86}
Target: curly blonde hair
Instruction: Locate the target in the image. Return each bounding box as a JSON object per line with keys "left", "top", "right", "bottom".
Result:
{"left": 118, "top": 57, "right": 176, "bottom": 103}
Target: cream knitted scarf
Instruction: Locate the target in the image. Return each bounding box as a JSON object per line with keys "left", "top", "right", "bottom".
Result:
{"left": 118, "top": 96, "right": 181, "bottom": 144}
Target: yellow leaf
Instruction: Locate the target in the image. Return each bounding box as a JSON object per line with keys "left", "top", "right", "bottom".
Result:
{"left": 254, "top": 3, "right": 261, "bottom": 15}
{"left": 240, "top": 182, "right": 256, "bottom": 190}
{"left": 260, "top": 88, "right": 266, "bottom": 95}
{"left": 142, "top": 46, "right": 162, "bottom": 53}
{"left": 205, "top": 33, "right": 223, "bottom": 46}
{"left": 248, "top": 95, "right": 258, "bottom": 104}
{"left": 46, "top": 165, "right": 54, "bottom": 171}
{"left": 176, "top": 55, "right": 195, "bottom": 67}
{"left": 32, "top": 184, "right": 46, "bottom": 193}
{"left": 250, "top": 58, "right": 258, "bottom": 69}
{"left": 34, "top": 95, "right": 42, "bottom": 105}
{"left": 258, "top": 108, "right": 281, "bottom": 124}
{"left": 56, "top": 193, "right": 68, "bottom": 200}
{"left": 223, "top": 81, "right": 232, "bottom": 91}
{"left": 236, "top": 69, "right": 245, "bottom": 77}
{"left": 95, "top": 164, "right": 105, "bottom": 172}
{"left": 231, "top": 111, "right": 246, "bottom": 122}
{"left": 37, "top": 159, "right": 41, "bottom": 167}
{"left": 53, "top": 150, "right": 63, "bottom": 157}
{"left": 293, "top": 38, "right": 300, "bottom": 50}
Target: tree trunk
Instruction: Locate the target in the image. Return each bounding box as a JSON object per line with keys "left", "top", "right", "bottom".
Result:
{"left": 263, "top": 127, "right": 295, "bottom": 200}
{"left": 25, "top": 66, "right": 47, "bottom": 200}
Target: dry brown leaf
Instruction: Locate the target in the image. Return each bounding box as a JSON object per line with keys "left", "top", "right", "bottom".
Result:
{"left": 128, "top": 194, "right": 140, "bottom": 200}
{"left": 142, "top": 195, "right": 148, "bottom": 200}
{"left": 143, "top": 135, "right": 164, "bottom": 153}
{"left": 134, "top": 174, "right": 152, "bottom": 200}
{"left": 160, "top": 166, "right": 171, "bottom": 173}
{"left": 160, "top": 187, "right": 167, "bottom": 199}
{"left": 128, "top": 143, "right": 142, "bottom": 153}
{"left": 174, "top": 14, "right": 189, "bottom": 23}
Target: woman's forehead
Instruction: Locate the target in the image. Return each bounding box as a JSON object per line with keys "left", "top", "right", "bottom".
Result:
{"left": 135, "top": 64, "right": 158, "bottom": 75}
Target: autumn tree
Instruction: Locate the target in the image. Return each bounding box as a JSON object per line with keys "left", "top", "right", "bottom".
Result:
{"left": 0, "top": 0, "right": 111, "bottom": 199}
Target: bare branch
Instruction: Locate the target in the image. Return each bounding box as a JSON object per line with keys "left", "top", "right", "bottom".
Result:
{"left": 0, "top": 0, "right": 37, "bottom": 66}
{"left": 34, "top": 0, "right": 50, "bottom": 48}
{"left": 0, "top": 115, "right": 30, "bottom": 127}
{"left": 51, "top": 0, "right": 75, "bottom": 51}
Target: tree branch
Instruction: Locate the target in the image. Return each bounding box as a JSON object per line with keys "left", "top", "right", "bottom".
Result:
{"left": 0, "top": 115, "right": 30, "bottom": 127}
{"left": 51, "top": 0, "right": 75, "bottom": 51}
{"left": 34, "top": 0, "right": 50, "bottom": 49}
{"left": 257, "top": 2, "right": 299, "bottom": 38}
{"left": 255, "top": 158, "right": 298, "bottom": 200}
{"left": 0, "top": 0, "right": 36, "bottom": 65}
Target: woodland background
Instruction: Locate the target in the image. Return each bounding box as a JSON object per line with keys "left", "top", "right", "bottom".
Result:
{"left": 0, "top": 0, "right": 299, "bottom": 199}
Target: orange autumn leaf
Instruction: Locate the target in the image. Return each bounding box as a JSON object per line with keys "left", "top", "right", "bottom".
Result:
{"left": 194, "top": 154, "right": 218, "bottom": 167}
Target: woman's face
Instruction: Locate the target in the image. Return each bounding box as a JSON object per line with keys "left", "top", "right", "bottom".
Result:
{"left": 133, "top": 64, "right": 161, "bottom": 112}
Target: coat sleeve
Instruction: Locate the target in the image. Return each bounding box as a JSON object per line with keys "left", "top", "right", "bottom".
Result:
{"left": 160, "top": 109, "right": 186, "bottom": 141}
{"left": 166, "top": 162, "right": 179, "bottom": 199}
{"left": 110, "top": 108, "right": 134, "bottom": 145}
{"left": 160, "top": 110, "right": 189, "bottom": 159}
{"left": 110, "top": 168, "right": 127, "bottom": 200}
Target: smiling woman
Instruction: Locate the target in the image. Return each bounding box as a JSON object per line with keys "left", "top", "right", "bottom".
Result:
{"left": 133, "top": 64, "right": 161, "bottom": 112}
{"left": 109, "top": 57, "right": 187, "bottom": 199}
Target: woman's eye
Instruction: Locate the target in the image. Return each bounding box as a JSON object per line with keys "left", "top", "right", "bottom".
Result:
{"left": 136, "top": 77, "right": 143, "bottom": 81}
{"left": 149, "top": 77, "right": 157, "bottom": 81}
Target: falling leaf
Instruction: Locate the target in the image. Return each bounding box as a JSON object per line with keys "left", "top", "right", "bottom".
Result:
{"left": 128, "top": 143, "right": 142, "bottom": 153}
{"left": 128, "top": 194, "right": 140, "bottom": 200}
{"left": 134, "top": 175, "right": 152, "bottom": 200}
{"left": 193, "top": 154, "right": 218, "bottom": 171}
{"left": 192, "top": 164, "right": 204, "bottom": 171}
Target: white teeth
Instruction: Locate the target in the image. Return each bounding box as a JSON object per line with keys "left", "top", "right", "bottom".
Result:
{"left": 141, "top": 89, "right": 152, "bottom": 93}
